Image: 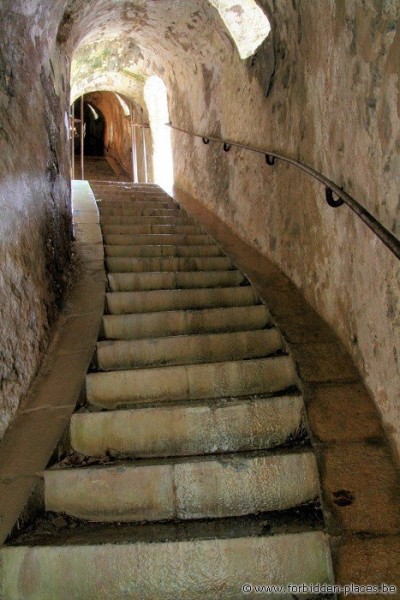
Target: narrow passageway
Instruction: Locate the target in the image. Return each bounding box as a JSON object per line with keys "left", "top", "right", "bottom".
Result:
{"left": 1, "top": 0, "right": 399, "bottom": 596}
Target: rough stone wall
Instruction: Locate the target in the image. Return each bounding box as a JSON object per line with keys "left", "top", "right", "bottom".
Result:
{"left": 171, "top": 0, "right": 400, "bottom": 459}
{"left": 0, "top": 1, "right": 72, "bottom": 439}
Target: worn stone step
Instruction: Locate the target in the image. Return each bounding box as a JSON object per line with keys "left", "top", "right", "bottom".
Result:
{"left": 95, "top": 184, "right": 164, "bottom": 190}
{"left": 102, "top": 225, "right": 204, "bottom": 235}
{"left": 99, "top": 201, "right": 179, "bottom": 212}
{"left": 107, "top": 270, "right": 245, "bottom": 292}
{"left": 100, "top": 215, "right": 196, "bottom": 225}
{"left": 106, "top": 286, "right": 260, "bottom": 315}
{"left": 94, "top": 191, "right": 164, "bottom": 197}
{"left": 44, "top": 450, "right": 318, "bottom": 522}
{"left": 102, "top": 304, "right": 270, "bottom": 340}
{"left": 102, "top": 224, "right": 203, "bottom": 235}
{"left": 85, "top": 355, "right": 297, "bottom": 409}
{"left": 98, "top": 193, "right": 168, "bottom": 200}
{"left": 92, "top": 182, "right": 160, "bottom": 190}
{"left": 93, "top": 183, "right": 167, "bottom": 189}
{"left": 97, "top": 196, "right": 171, "bottom": 204}
{"left": 99, "top": 205, "right": 180, "bottom": 216}
{"left": 104, "top": 233, "right": 213, "bottom": 246}
{"left": 0, "top": 528, "right": 333, "bottom": 599}
{"left": 99, "top": 203, "right": 179, "bottom": 212}
{"left": 106, "top": 255, "right": 234, "bottom": 273}
{"left": 97, "top": 207, "right": 182, "bottom": 217}
{"left": 98, "top": 190, "right": 169, "bottom": 196}
{"left": 105, "top": 243, "right": 224, "bottom": 258}
{"left": 96, "top": 328, "right": 282, "bottom": 370}
{"left": 98, "top": 204, "right": 182, "bottom": 214}
{"left": 71, "top": 395, "right": 304, "bottom": 458}
{"left": 98, "top": 195, "right": 176, "bottom": 203}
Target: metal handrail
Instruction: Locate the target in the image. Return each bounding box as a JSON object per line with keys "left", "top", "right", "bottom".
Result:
{"left": 167, "top": 123, "right": 400, "bottom": 260}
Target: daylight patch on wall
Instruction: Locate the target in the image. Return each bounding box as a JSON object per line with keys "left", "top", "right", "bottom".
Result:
{"left": 209, "top": 0, "right": 270, "bottom": 59}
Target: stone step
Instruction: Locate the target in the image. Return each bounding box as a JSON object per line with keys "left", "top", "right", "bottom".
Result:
{"left": 98, "top": 194, "right": 175, "bottom": 201}
{"left": 96, "top": 191, "right": 165, "bottom": 195}
{"left": 0, "top": 527, "right": 333, "bottom": 599}
{"left": 99, "top": 201, "right": 179, "bottom": 212}
{"left": 99, "top": 203, "right": 179, "bottom": 212}
{"left": 104, "top": 233, "right": 213, "bottom": 246}
{"left": 99, "top": 203, "right": 181, "bottom": 212}
{"left": 92, "top": 182, "right": 160, "bottom": 189}
{"left": 85, "top": 355, "right": 297, "bottom": 409}
{"left": 98, "top": 195, "right": 174, "bottom": 201}
{"left": 105, "top": 243, "right": 224, "bottom": 258}
{"left": 107, "top": 270, "right": 245, "bottom": 292}
{"left": 94, "top": 191, "right": 164, "bottom": 197}
{"left": 95, "top": 187, "right": 166, "bottom": 194}
{"left": 98, "top": 193, "right": 168, "bottom": 200}
{"left": 106, "top": 255, "right": 234, "bottom": 273}
{"left": 106, "top": 286, "right": 260, "bottom": 315}
{"left": 91, "top": 181, "right": 160, "bottom": 187}
{"left": 102, "top": 304, "right": 270, "bottom": 340}
{"left": 71, "top": 395, "right": 304, "bottom": 458}
{"left": 97, "top": 207, "right": 183, "bottom": 217}
{"left": 102, "top": 224, "right": 203, "bottom": 235}
{"left": 44, "top": 450, "right": 318, "bottom": 522}
{"left": 100, "top": 215, "right": 196, "bottom": 225}
{"left": 96, "top": 328, "right": 282, "bottom": 370}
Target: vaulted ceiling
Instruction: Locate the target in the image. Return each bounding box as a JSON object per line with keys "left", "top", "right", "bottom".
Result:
{"left": 62, "top": 1, "right": 270, "bottom": 106}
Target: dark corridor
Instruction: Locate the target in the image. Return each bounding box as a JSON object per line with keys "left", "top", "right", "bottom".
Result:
{"left": 73, "top": 100, "right": 105, "bottom": 157}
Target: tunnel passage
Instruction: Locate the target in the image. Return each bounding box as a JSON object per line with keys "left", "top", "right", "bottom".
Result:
{"left": 72, "top": 91, "right": 152, "bottom": 182}
{"left": 72, "top": 99, "right": 105, "bottom": 157}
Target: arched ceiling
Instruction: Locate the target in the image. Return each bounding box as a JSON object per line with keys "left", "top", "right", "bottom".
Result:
{"left": 68, "top": 0, "right": 231, "bottom": 103}
{"left": 64, "top": 0, "right": 270, "bottom": 105}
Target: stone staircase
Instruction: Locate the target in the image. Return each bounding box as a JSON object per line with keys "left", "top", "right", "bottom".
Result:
{"left": 0, "top": 182, "right": 333, "bottom": 599}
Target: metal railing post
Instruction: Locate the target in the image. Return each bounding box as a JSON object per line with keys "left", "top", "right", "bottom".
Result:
{"left": 142, "top": 126, "right": 148, "bottom": 183}
{"left": 80, "top": 95, "right": 84, "bottom": 180}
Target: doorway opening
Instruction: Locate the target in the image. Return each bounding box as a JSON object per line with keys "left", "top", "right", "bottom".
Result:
{"left": 72, "top": 99, "right": 105, "bottom": 157}
{"left": 144, "top": 76, "right": 174, "bottom": 193}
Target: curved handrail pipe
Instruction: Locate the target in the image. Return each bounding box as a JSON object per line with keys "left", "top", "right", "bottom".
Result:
{"left": 166, "top": 123, "right": 400, "bottom": 261}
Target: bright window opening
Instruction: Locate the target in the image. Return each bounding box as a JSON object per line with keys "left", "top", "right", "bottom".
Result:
{"left": 209, "top": 0, "right": 271, "bottom": 59}
{"left": 144, "top": 76, "right": 174, "bottom": 193}
{"left": 115, "top": 93, "right": 131, "bottom": 117}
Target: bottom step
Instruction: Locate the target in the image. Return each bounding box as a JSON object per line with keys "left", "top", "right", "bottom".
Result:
{"left": 1, "top": 529, "right": 333, "bottom": 599}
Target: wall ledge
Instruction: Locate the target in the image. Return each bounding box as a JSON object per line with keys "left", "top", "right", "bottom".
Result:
{"left": 0, "top": 181, "right": 105, "bottom": 545}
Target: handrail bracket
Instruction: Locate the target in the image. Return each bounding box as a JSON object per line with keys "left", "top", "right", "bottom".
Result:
{"left": 325, "top": 187, "right": 345, "bottom": 208}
